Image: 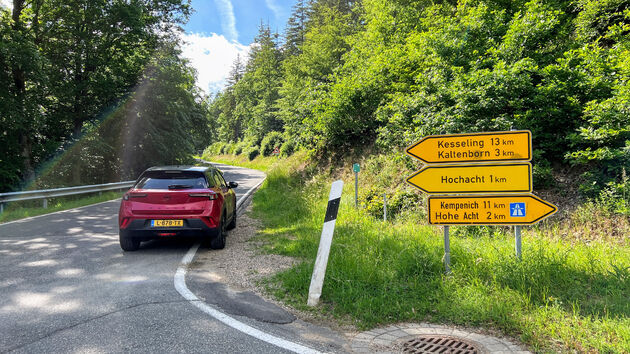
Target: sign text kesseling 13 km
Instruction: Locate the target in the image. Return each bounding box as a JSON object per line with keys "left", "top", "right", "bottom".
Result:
{"left": 406, "top": 163, "right": 532, "bottom": 194}
{"left": 406, "top": 130, "right": 532, "bottom": 164}
{"left": 428, "top": 195, "right": 557, "bottom": 225}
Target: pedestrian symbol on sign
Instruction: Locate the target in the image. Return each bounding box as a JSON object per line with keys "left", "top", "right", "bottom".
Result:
{"left": 510, "top": 202, "right": 526, "bottom": 217}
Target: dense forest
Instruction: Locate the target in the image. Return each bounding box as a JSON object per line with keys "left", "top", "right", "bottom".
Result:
{"left": 0, "top": 0, "right": 209, "bottom": 191}
{"left": 208, "top": 0, "right": 629, "bottom": 204}
{"left": 2, "top": 0, "right": 629, "bottom": 203}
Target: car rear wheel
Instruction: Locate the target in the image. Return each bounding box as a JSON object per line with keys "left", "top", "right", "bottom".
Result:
{"left": 210, "top": 214, "right": 226, "bottom": 250}
{"left": 227, "top": 204, "right": 236, "bottom": 230}
{"left": 119, "top": 230, "right": 140, "bottom": 251}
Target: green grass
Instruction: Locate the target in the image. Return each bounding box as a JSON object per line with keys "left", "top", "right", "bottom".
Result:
{"left": 198, "top": 153, "right": 279, "bottom": 172}
{"left": 0, "top": 191, "right": 124, "bottom": 224}
{"left": 244, "top": 153, "right": 630, "bottom": 353}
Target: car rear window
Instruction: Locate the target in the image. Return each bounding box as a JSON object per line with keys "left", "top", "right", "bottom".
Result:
{"left": 135, "top": 171, "right": 207, "bottom": 190}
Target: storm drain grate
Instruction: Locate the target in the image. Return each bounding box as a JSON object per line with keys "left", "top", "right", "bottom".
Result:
{"left": 401, "top": 335, "right": 480, "bottom": 354}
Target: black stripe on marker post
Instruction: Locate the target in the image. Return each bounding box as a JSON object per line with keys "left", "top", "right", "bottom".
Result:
{"left": 324, "top": 197, "right": 341, "bottom": 222}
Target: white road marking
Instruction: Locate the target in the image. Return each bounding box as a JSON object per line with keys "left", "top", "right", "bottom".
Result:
{"left": 174, "top": 177, "right": 322, "bottom": 354}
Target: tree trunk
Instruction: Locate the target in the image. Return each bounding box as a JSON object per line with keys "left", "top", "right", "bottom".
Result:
{"left": 12, "top": 0, "right": 35, "bottom": 182}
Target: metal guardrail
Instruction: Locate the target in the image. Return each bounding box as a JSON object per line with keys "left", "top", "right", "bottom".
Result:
{"left": 0, "top": 181, "right": 135, "bottom": 213}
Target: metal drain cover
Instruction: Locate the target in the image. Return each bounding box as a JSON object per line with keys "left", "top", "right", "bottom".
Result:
{"left": 401, "top": 335, "right": 480, "bottom": 354}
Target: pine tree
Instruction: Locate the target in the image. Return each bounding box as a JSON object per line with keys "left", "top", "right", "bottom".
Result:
{"left": 226, "top": 54, "right": 244, "bottom": 89}
{"left": 283, "top": 0, "right": 308, "bottom": 57}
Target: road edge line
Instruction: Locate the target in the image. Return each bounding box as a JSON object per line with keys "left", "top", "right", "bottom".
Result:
{"left": 174, "top": 176, "right": 322, "bottom": 354}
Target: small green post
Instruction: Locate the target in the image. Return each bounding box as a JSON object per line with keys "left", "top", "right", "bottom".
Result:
{"left": 353, "top": 163, "right": 360, "bottom": 208}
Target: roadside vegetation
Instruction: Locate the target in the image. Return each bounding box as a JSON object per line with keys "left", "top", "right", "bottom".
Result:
{"left": 203, "top": 150, "right": 630, "bottom": 353}
{"left": 201, "top": 3, "right": 630, "bottom": 348}
{"left": 2, "top": 1, "right": 209, "bottom": 193}
{"left": 208, "top": 0, "right": 630, "bottom": 205}
{"left": 0, "top": 191, "right": 123, "bottom": 224}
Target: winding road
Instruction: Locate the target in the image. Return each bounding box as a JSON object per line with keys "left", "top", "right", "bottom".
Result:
{"left": 0, "top": 163, "right": 346, "bottom": 353}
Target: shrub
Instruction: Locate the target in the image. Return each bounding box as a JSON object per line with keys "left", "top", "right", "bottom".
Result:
{"left": 245, "top": 147, "right": 260, "bottom": 161}
{"left": 598, "top": 172, "right": 630, "bottom": 216}
{"left": 224, "top": 142, "right": 237, "bottom": 155}
{"left": 260, "top": 132, "right": 284, "bottom": 156}
{"left": 203, "top": 145, "right": 213, "bottom": 157}
{"left": 204, "top": 142, "right": 224, "bottom": 157}
{"left": 361, "top": 186, "right": 384, "bottom": 219}
{"left": 533, "top": 161, "right": 555, "bottom": 189}
{"left": 360, "top": 186, "right": 422, "bottom": 220}
{"left": 234, "top": 140, "right": 249, "bottom": 155}
{"left": 279, "top": 139, "right": 296, "bottom": 157}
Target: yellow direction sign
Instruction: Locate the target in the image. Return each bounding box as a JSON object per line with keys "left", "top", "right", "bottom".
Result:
{"left": 406, "top": 163, "right": 532, "bottom": 194}
{"left": 406, "top": 130, "right": 532, "bottom": 164}
{"left": 428, "top": 194, "right": 557, "bottom": 225}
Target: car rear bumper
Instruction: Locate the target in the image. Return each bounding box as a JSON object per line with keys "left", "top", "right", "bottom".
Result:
{"left": 120, "top": 218, "right": 219, "bottom": 240}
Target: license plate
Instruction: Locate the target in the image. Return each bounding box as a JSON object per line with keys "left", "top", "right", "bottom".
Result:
{"left": 151, "top": 219, "right": 183, "bottom": 227}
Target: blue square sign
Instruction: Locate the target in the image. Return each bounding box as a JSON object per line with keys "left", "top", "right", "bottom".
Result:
{"left": 510, "top": 202, "right": 526, "bottom": 217}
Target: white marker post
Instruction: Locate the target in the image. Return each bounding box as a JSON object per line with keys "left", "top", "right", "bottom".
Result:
{"left": 307, "top": 180, "right": 343, "bottom": 307}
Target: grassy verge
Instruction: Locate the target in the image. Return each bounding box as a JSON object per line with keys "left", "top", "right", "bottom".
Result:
{"left": 198, "top": 153, "right": 278, "bottom": 172}
{"left": 0, "top": 191, "right": 124, "bottom": 224}
{"left": 235, "top": 152, "right": 630, "bottom": 353}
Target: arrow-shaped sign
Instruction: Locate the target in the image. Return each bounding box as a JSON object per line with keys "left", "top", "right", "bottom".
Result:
{"left": 428, "top": 194, "right": 557, "bottom": 225}
{"left": 406, "top": 163, "right": 532, "bottom": 194}
{"left": 406, "top": 130, "right": 532, "bottom": 164}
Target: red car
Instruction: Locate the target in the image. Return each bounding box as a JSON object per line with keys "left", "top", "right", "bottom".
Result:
{"left": 118, "top": 166, "right": 238, "bottom": 251}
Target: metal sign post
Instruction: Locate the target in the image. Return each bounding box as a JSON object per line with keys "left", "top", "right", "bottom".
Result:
{"left": 515, "top": 226, "right": 522, "bottom": 259}
{"left": 444, "top": 226, "right": 451, "bottom": 274}
{"left": 383, "top": 193, "right": 387, "bottom": 221}
{"left": 353, "top": 163, "right": 360, "bottom": 208}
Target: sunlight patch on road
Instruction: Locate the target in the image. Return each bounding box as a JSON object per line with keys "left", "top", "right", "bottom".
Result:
{"left": 20, "top": 259, "right": 59, "bottom": 267}
{"left": 2, "top": 291, "right": 81, "bottom": 313}
{"left": 56, "top": 268, "right": 85, "bottom": 277}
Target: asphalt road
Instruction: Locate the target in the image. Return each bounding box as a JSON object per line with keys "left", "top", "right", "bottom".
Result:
{"left": 0, "top": 163, "right": 344, "bottom": 353}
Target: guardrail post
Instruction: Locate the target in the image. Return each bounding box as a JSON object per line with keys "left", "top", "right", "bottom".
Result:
{"left": 0, "top": 203, "right": 3, "bottom": 214}
{"left": 43, "top": 199, "right": 48, "bottom": 209}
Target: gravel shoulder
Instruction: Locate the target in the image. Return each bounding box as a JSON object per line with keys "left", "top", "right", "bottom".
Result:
{"left": 191, "top": 202, "right": 298, "bottom": 304}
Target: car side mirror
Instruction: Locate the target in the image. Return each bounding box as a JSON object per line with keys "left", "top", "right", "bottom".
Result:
{"left": 228, "top": 181, "right": 238, "bottom": 189}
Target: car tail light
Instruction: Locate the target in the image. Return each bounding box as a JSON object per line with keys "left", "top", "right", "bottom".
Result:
{"left": 120, "top": 217, "right": 131, "bottom": 228}
{"left": 188, "top": 192, "right": 217, "bottom": 200}
{"left": 124, "top": 193, "right": 147, "bottom": 200}
{"left": 201, "top": 216, "right": 216, "bottom": 228}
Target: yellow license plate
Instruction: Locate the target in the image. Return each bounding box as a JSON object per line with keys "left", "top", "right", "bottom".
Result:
{"left": 151, "top": 219, "right": 183, "bottom": 227}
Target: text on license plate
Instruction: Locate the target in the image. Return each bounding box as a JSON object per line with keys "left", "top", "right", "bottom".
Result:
{"left": 151, "top": 219, "right": 183, "bottom": 227}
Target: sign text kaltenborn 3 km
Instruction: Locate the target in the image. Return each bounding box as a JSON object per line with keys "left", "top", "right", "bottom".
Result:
{"left": 406, "top": 130, "right": 532, "bottom": 164}
{"left": 405, "top": 130, "right": 557, "bottom": 269}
